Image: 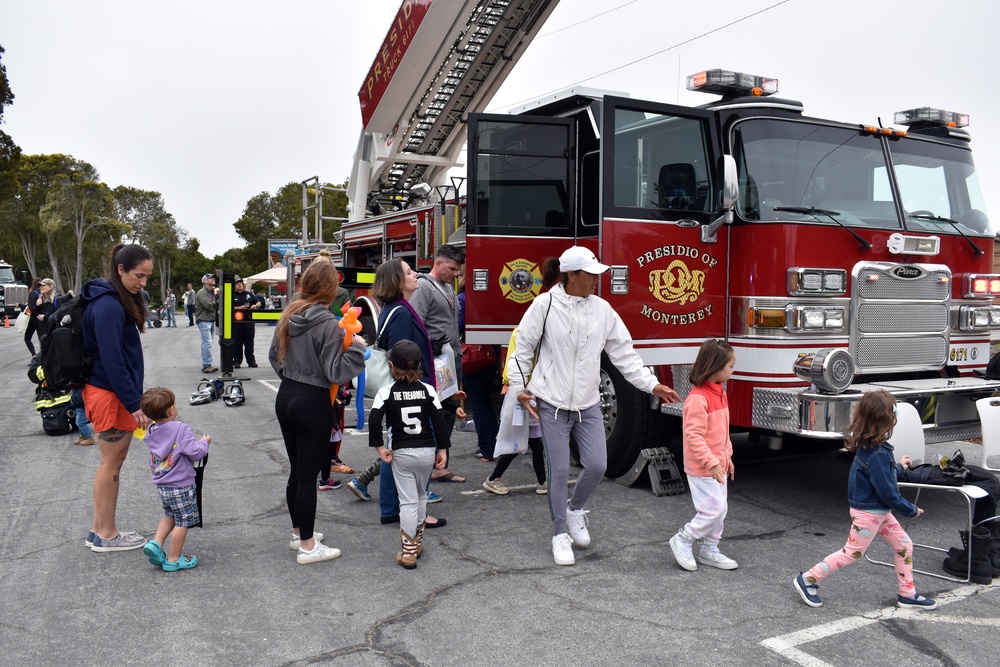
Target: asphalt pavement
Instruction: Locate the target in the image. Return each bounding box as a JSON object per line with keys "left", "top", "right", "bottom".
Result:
{"left": 1, "top": 322, "right": 998, "bottom": 666}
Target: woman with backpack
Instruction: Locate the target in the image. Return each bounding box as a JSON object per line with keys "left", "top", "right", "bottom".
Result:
{"left": 81, "top": 243, "right": 155, "bottom": 553}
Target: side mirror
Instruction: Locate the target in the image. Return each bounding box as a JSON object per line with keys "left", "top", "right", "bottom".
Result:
{"left": 719, "top": 155, "right": 738, "bottom": 211}
{"left": 701, "top": 155, "right": 739, "bottom": 243}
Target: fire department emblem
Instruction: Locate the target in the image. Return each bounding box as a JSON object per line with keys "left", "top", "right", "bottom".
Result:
{"left": 499, "top": 258, "right": 542, "bottom": 304}
{"left": 648, "top": 260, "right": 705, "bottom": 305}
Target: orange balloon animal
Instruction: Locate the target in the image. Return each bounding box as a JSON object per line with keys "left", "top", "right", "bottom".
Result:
{"left": 331, "top": 302, "right": 363, "bottom": 404}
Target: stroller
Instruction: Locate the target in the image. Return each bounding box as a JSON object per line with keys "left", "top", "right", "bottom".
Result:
{"left": 148, "top": 306, "right": 163, "bottom": 328}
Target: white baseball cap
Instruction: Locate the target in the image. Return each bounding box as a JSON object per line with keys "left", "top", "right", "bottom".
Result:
{"left": 559, "top": 246, "right": 610, "bottom": 274}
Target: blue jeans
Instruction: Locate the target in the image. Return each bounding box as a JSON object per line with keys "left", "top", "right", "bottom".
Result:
{"left": 164, "top": 308, "right": 176, "bottom": 327}
{"left": 198, "top": 321, "right": 214, "bottom": 367}
{"left": 464, "top": 366, "right": 499, "bottom": 458}
{"left": 70, "top": 389, "right": 93, "bottom": 438}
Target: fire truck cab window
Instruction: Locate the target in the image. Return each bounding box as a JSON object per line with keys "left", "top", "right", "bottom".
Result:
{"left": 612, "top": 109, "right": 711, "bottom": 213}
{"left": 734, "top": 120, "right": 900, "bottom": 229}
{"left": 470, "top": 120, "right": 573, "bottom": 238}
{"left": 890, "top": 138, "right": 995, "bottom": 236}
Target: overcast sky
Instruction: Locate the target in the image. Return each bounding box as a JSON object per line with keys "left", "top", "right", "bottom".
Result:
{"left": 3, "top": 0, "right": 998, "bottom": 260}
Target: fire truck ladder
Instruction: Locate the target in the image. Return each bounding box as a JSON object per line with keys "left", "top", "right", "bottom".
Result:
{"left": 351, "top": 0, "right": 560, "bottom": 219}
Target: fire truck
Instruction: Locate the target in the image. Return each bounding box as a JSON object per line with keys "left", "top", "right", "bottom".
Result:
{"left": 346, "top": 1, "right": 1000, "bottom": 476}
{"left": 0, "top": 260, "right": 29, "bottom": 319}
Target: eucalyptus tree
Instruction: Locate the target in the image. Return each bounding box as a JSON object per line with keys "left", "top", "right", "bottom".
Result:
{"left": 40, "top": 161, "right": 121, "bottom": 293}
{"left": 0, "top": 44, "right": 22, "bottom": 204}
{"left": 0, "top": 153, "right": 78, "bottom": 279}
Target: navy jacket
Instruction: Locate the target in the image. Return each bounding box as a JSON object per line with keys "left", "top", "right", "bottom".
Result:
{"left": 377, "top": 300, "right": 433, "bottom": 387}
{"left": 82, "top": 279, "right": 144, "bottom": 413}
{"left": 847, "top": 441, "right": 919, "bottom": 518}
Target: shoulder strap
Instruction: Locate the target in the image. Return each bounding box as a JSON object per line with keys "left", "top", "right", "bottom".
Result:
{"left": 374, "top": 305, "right": 401, "bottom": 347}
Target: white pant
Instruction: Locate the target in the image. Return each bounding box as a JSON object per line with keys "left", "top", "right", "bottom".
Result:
{"left": 679, "top": 474, "right": 728, "bottom": 547}
{"left": 391, "top": 448, "right": 436, "bottom": 537}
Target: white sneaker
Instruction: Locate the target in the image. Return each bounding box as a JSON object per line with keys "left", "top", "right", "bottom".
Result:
{"left": 289, "top": 531, "right": 324, "bottom": 551}
{"left": 552, "top": 533, "right": 575, "bottom": 566}
{"left": 566, "top": 504, "right": 591, "bottom": 547}
{"left": 697, "top": 547, "right": 738, "bottom": 570}
{"left": 669, "top": 533, "right": 697, "bottom": 571}
{"left": 296, "top": 541, "right": 342, "bottom": 564}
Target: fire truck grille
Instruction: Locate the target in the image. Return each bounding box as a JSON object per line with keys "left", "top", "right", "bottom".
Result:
{"left": 854, "top": 336, "right": 948, "bottom": 370}
{"left": 856, "top": 303, "right": 949, "bottom": 334}
{"left": 851, "top": 262, "right": 951, "bottom": 374}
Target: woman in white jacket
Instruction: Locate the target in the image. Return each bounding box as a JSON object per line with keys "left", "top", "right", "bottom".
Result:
{"left": 510, "top": 246, "right": 680, "bottom": 566}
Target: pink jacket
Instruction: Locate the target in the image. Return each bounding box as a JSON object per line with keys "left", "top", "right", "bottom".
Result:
{"left": 682, "top": 382, "right": 732, "bottom": 477}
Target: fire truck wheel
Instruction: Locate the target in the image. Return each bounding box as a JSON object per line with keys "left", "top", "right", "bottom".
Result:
{"left": 600, "top": 353, "right": 678, "bottom": 478}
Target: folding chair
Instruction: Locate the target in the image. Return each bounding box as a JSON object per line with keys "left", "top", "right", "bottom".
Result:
{"left": 975, "top": 396, "right": 1000, "bottom": 473}
{"left": 865, "top": 402, "right": 988, "bottom": 583}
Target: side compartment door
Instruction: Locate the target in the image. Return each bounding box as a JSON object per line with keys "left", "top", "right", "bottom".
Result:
{"left": 465, "top": 114, "right": 576, "bottom": 344}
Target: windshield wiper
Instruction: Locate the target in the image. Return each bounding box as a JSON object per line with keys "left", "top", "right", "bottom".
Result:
{"left": 909, "top": 213, "right": 984, "bottom": 257}
{"left": 773, "top": 206, "right": 872, "bottom": 251}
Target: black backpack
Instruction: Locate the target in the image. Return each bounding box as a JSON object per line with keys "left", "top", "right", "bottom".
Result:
{"left": 40, "top": 294, "right": 94, "bottom": 392}
{"left": 986, "top": 351, "right": 1000, "bottom": 380}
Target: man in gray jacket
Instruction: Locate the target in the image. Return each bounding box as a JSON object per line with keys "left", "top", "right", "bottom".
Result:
{"left": 195, "top": 273, "right": 219, "bottom": 373}
{"left": 409, "top": 244, "right": 465, "bottom": 430}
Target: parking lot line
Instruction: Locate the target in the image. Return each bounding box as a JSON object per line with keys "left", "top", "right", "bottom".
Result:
{"left": 761, "top": 582, "right": 999, "bottom": 665}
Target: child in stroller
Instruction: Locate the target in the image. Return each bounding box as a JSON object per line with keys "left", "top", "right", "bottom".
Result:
{"left": 148, "top": 306, "right": 164, "bottom": 328}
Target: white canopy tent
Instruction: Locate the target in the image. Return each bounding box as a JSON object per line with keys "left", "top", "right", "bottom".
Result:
{"left": 243, "top": 265, "right": 290, "bottom": 285}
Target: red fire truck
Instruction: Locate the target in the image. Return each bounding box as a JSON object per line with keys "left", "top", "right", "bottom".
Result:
{"left": 346, "top": 1, "right": 1000, "bottom": 476}
{"left": 459, "top": 70, "right": 1000, "bottom": 474}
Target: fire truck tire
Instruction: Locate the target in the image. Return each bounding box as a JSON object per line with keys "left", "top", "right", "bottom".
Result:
{"left": 600, "top": 354, "right": 677, "bottom": 478}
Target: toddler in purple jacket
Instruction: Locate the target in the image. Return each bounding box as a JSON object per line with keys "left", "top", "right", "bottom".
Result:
{"left": 139, "top": 387, "right": 211, "bottom": 572}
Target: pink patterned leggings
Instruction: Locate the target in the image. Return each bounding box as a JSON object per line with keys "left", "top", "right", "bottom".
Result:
{"left": 803, "top": 509, "right": 915, "bottom": 597}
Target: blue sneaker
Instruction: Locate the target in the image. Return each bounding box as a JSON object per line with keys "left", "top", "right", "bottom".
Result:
{"left": 162, "top": 555, "right": 198, "bottom": 572}
{"left": 794, "top": 573, "right": 822, "bottom": 608}
{"left": 143, "top": 539, "right": 166, "bottom": 566}
{"left": 85, "top": 530, "right": 95, "bottom": 549}
{"left": 426, "top": 491, "right": 443, "bottom": 504}
{"left": 347, "top": 478, "right": 371, "bottom": 501}
{"left": 897, "top": 594, "right": 938, "bottom": 610}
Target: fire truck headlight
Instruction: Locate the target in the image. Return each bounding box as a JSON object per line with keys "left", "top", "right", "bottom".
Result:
{"left": 990, "top": 308, "right": 1000, "bottom": 327}
{"left": 792, "top": 348, "right": 854, "bottom": 394}
{"left": 788, "top": 268, "right": 847, "bottom": 296}
{"left": 788, "top": 306, "right": 846, "bottom": 332}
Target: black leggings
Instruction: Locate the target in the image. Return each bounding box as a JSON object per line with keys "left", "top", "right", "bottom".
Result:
{"left": 489, "top": 437, "right": 546, "bottom": 484}
{"left": 24, "top": 318, "right": 40, "bottom": 356}
{"left": 275, "top": 380, "right": 334, "bottom": 541}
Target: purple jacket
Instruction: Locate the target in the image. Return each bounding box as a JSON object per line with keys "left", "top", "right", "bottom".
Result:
{"left": 145, "top": 420, "right": 210, "bottom": 488}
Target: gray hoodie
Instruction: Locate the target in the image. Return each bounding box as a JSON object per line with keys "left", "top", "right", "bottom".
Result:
{"left": 268, "top": 304, "right": 366, "bottom": 388}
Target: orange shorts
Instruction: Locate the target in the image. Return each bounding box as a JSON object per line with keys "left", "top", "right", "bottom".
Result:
{"left": 83, "top": 384, "right": 137, "bottom": 433}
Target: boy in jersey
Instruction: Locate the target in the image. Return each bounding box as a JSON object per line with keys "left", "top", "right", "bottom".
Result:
{"left": 369, "top": 340, "right": 450, "bottom": 568}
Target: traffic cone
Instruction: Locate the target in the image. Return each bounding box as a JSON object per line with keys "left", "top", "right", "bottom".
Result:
{"left": 4, "top": 316, "right": 9, "bottom": 328}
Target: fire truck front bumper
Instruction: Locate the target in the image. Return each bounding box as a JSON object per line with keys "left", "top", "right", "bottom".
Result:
{"left": 751, "top": 377, "right": 1000, "bottom": 443}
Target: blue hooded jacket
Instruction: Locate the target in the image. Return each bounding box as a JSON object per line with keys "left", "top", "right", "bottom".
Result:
{"left": 82, "top": 279, "right": 144, "bottom": 413}
{"left": 847, "top": 441, "right": 919, "bottom": 518}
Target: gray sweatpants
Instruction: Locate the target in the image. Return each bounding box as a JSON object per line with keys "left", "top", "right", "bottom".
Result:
{"left": 537, "top": 400, "right": 607, "bottom": 536}
{"left": 391, "top": 448, "right": 436, "bottom": 537}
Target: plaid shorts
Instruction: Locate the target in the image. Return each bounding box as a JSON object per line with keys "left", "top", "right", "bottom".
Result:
{"left": 157, "top": 484, "right": 200, "bottom": 528}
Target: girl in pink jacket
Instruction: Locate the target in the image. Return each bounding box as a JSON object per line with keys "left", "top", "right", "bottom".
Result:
{"left": 669, "top": 339, "right": 738, "bottom": 572}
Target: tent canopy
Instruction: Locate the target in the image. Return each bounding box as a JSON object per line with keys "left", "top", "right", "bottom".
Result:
{"left": 243, "top": 265, "right": 290, "bottom": 285}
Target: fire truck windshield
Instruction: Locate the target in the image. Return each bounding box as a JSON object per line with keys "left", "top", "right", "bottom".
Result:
{"left": 733, "top": 118, "right": 993, "bottom": 237}
{"left": 890, "top": 137, "right": 994, "bottom": 237}
{"left": 0, "top": 267, "right": 15, "bottom": 284}
{"left": 734, "top": 119, "right": 900, "bottom": 229}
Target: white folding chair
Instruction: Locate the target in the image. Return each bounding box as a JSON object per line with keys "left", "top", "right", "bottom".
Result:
{"left": 975, "top": 396, "right": 1000, "bottom": 473}
{"left": 865, "top": 402, "right": 988, "bottom": 583}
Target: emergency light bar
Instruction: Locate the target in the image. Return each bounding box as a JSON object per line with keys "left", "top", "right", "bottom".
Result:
{"left": 687, "top": 69, "right": 778, "bottom": 97}
{"left": 894, "top": 108, "right": 969, "bottom": 128}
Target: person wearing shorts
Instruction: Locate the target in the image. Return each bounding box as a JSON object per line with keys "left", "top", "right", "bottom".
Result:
{"left": 81, "top": 243, "right": 154, "bottom": 553}
{"left": 139, "top": 387, "right": 210, "bottom": 572}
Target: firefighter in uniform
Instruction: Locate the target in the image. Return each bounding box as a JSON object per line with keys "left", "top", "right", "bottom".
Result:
{"left": 232, "top": 277, "right": 260, "bottom": 368}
